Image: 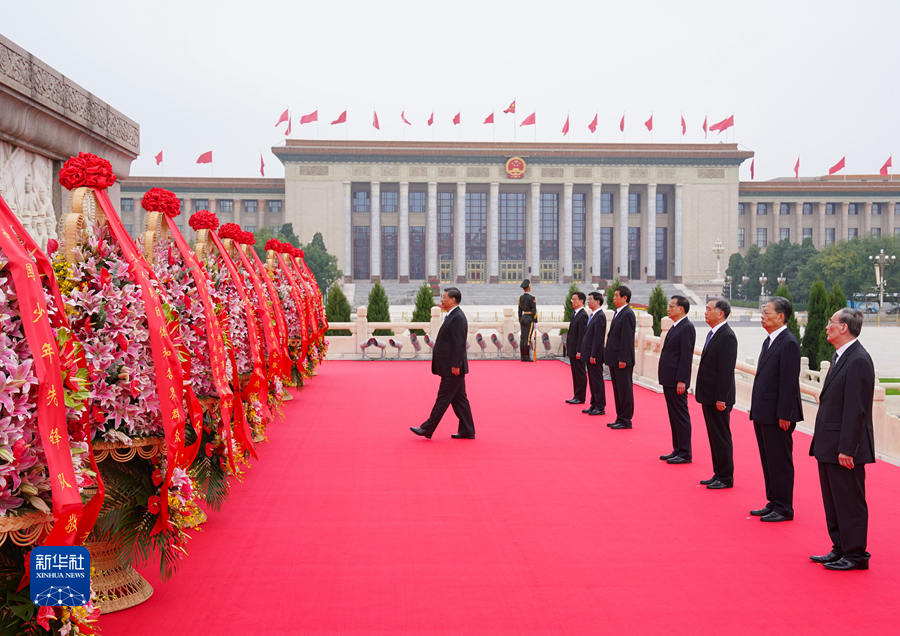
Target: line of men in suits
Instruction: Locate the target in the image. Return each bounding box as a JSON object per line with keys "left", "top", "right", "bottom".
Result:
{"left": 565, "top": 292, "right": 875, "bottom": 571}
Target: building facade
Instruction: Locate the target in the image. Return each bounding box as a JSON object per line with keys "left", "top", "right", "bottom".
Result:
{"left": 272, "top": 140, "right": 753, "bottom": 284}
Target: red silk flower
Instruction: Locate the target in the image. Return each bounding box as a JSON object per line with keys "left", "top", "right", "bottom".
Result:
{"left": 141, "top": 188, "right": 181, "bottom": 217}
{"left": 264, "top": 238, "right": 280, "bottom": 252}
{"left": 58, "top": 152, "right": 117, "bottom": 190}
{"left": 218, "top": 223, "right": 242, "bottom": 240}
{"left": 189, "top": 210, "right": 219, "bottom": 231}
{"left": 240, "top": 230, "right": 255, "bottom": 245}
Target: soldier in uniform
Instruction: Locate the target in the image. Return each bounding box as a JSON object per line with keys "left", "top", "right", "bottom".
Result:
{"left": 518, "top": 279, "right": 537, "bottom": 362}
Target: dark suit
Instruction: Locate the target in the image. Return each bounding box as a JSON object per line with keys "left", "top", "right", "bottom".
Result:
{"left": 749, "top": 329, "right": 803, "bottom": 516}
{"left": 421, "top": 306, "right": 475, "bottom": 436}
{"left": 810, "top": 340, "right": 875, "bottom": 560}
{"left": 695, "top": 323, "right": 738, "bottom": 485}
{"left": 518, "top": 292, "right": 537, "bottom": 361}
{"left": 658, "top": 317, "right": 697, "bottom": 459}
{"left": 567, "top": 308, "right": 588, "bottom": 401}
{"left": 580, "top": 309, "right": 607, "bottom": 411}
{"left": 604, "top": 305, "right": 636, "bottom": 425}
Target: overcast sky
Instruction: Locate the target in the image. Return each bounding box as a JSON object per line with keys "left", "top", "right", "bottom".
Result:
{"left": 5, "top": 0, "right": 898, "bottom": 181}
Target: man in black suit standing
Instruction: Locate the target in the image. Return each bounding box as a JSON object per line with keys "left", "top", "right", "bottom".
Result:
{"left": 809, "top": 308, "right": 875, "bottom": 570}
{"left": 695, "top": 298, "right": 738, "bottom": 490}
{"left": 748, "top": 297, "right": 804, "bottom": 522}
{"left": 565, "top": 291, "right": 588, "bottom": 405}
{"left": 579, "top": 291, "right": 607, "bottom": 416}
{"left": 658, "top": 295, "right": 696, "bottom": 464}
{"left": 604, "top": 286, "right": 636, "bottom": 429}
{"left": 411, "top": 287, "right": 476, "bottom": 440}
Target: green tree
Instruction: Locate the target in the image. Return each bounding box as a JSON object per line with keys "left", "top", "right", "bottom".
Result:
{"left": 367, "top": 281, "right": 392, "bottom": 336}
{"left": 325, "top": 284, "right": 351, "bottom": 336}
{"left": 606, "top": 277, "right": 621, "bottom": 310}
{"left": 560, "top": 283, "right": 580, "bottom": 335}
{"left": 802, "top": 280, "right": 828, "bottom": 369}
{"left": 648, "top": 284, "right": 667, "bottom": 336}
{"left": 774, "top": 284, "right": 801, "bottom": 343}
{"left": 253, "top": 223, "right": 302, "bottom": 259}
{"left": 819, "top": 281, "right": 848, "bottom": 366}
{"left": 279, "top": 223, "right": 300, "bottom": 247}
{"left": 742, "top": 245, "right": 764, "bottom": 299}
{"left": 302, "top": 232, "right": 343, "bottom": 293}
{"left": 410, "top": 283, "right": 435, "bottom": 336}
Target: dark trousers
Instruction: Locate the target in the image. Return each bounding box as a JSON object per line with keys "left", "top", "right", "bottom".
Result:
{"left": 422, "top": 374, "right": 476, "bottom": 437}
{"left": 520, "top": 318, "right": 534, "bottom": 360}
{"left": 663, "top": 386, "right": 691, "bottom": 459}
{"left": 608, "top": 364, "right": 634, "bottom": 424}
{"left": 702, "top": 403, "right": 733, "bottom": 484}
{"left": 569, "top": 356, "right": 587, "bottom": 401}
{"left": 586, "top": 360, "right": 606, "bottom": 410}
{"left": 753, "top": 420, "right": 796, "bottom": 515}
{"left": 818, "top": 461, "right": 868, "bottom": 559}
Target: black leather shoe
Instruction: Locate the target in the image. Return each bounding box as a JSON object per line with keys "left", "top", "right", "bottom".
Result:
{"left": 566, "top": 398, "right": 585, "bottom": 404}
{"left": 823, "top": 557, "right": 869, "bottom": 571}
{"left": 750, "top": 506, "right": 773, "bottom": 517}
{"left": 410, "top": 426, "right": 432, "bottom": 439}
{"left": 587, "top": 408, "right": 605, "bottom": 416}
{"left": 582, "top": 408, "right": 593, "bottom": 414}
{"left": 606, "top": 422, "right": 617, "bottom": 427}
{"left": 667, "top": 456, "right": 691, "bottom": 464}
{"left": 810, "top": 551, "right": 842, "bottom": 564}
{"left": 706, "top": 480, "right": 733, "bottom": 489}
{"left": 760, "top": 511, "right": 793, "bottom": 522}
{"left": 699, "top": 477, "right": 717, "bottom": 485}
{"left": 451, "top": 433, "right": 475, "bottom": 439}
{"left": 609, "top": 422, "right": 632, "bottom": 429}
{"left": 659, "top": 452, "right": 676, "bottom": 460}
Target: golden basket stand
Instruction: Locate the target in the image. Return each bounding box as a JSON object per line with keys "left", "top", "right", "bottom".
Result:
{"left": 0, "top": 510, "right": 54, "bottom": 548}
{"left": 87, "top": 436, "right": 164, "bottom": 614}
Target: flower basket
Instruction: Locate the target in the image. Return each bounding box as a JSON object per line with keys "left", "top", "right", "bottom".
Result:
{"left": 0, "top": 511, "right": 54, "bottom": 548}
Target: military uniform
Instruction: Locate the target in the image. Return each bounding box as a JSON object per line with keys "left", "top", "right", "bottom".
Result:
{"left": 518, "top": 280, "right": 537, "bottom": 361}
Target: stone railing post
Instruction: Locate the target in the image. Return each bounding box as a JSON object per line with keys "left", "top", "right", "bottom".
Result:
{"left": 502, "top": 307, "right": 516, "bottom": 343}
{"left": 634, "top": 313, "right": 653, "bottom": 377}
{"left": 356, "top": 306, "right": 368, "bottom": 351}
{"left": 430, "top": 306, "right": 441, "bottom": 340}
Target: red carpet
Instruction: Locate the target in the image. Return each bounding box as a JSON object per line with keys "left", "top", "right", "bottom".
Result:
{"left": 101, "top": 361, "right": 900, "bottom": 634}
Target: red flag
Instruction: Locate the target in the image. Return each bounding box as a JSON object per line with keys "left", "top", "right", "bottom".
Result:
{"left": 828, "top": 156, "right": 845, "bottom": 175}
{"left": 588, "top": 113, "right": 598, "bottom": 133}
{"left": 520, "top": 112, "right": 536, "bottom": 126}
{"left": 794, "top": 157, "right": 800, "bottom": 179}
{"left": 562, "top": 115, "right": 570, "bottom": 135}
{"left": 681, "top": 115, "right": 686, "bottom": 136}
{"left": 483, "top": 112, "right": 494, "bottom": 124}
{"left": 401, "top": 110, "right": 412, "bottom": 126}
{"left": 299, "top": 109, "right": 318, "bottom": 124}
{"left": 619, "top": 114, "right": 625, "bottom": 132}
{"left": 709, "top": 114, "right": 734, "bottom": 133}
{"left": 427, "top": 112, "right": 434, "bottom": 126}
{"left": 503, "top": 100, "right": 516, "bottom": 114}
{"left": 702, "top": 115, "right": 708, "bottom": 138}
{"left": 331, "top": 110, "right": 347, "bottom": 125}
{"left": 154, "top": 150, "right": 163, "bottom": 165}
{"left": 260, "top": 154, "right": 265, "bottom": 177}
{"left": 880, "top": 156, "right": 892, "bottom": 176}
{"left": 284, "top": 117, "right": 291, "bottom": 136}
{"left": 196, "top": 151, "right": 213, "bottom": 164}
{"left": 373, "top": 111, "right": 380, "bottom": 130}
{"left": 644, "top": 115, "right": 653, "bottom": 131}
{"left": 452, "top": 112, "right": 461, "bottom": 125}
{"left": 275, "top": 109, "right": 289, "bottom": 127}
{"left": 750, "top": 158, "right": 755, "bottom": 179}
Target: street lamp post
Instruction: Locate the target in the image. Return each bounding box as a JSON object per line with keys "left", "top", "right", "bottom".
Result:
{"left": 777, "top": 272, "right": 786, "bottom": 290}
{"left": 741, "top": 275, "right": 749, "bottom": 300}
{"left": 725, "top": 275, "right": 733, "bottom": 300}
{"left": 712, "top": 238, "right": 724, "bottom": 280}
{"left": 869, "top": 249, "right": 896, "bottom": 324}
{"left": 759, "top": 273, "right": 768, "bottom": 310}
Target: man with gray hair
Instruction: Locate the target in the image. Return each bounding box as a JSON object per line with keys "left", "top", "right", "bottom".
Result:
{"left": 809, "top": 308, "right": 874, "bottom": 570}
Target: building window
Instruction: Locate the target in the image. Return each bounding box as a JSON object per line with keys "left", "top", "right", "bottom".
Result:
{"left": 895, "top": 202, "right": 900, "bottom": 216}
{"left": 465, "top": 192, "right": 487, "bottom": 260}
{"left": 848, "top": 228, "right": 858, "bottom": 239}
{"left": 381, "top": 190, "right": 398, "bottom": 213}
{"left": 738, "top": 203, "right": 746, "bottom": 216}
{"left": 242, "top": 200, "right": 259, "bottom": 213}
{"left": 245, "top": 224, "right": 256, "bottom": 233}
{"left": 738, "top": 227, "right": 745, "bottom": 248}
{"left": 123, "top": 224, "right": 133, "bottom": 235}
{"left": 601, "top": 192, "right": 613, "bottom": 214}
{"left": 573, "top": 193, "right": 586, "bottom": 261}
{"left": 351, "top": 191, "right": 369, "bottom": 213}
{"left": 872, "top": 203, "right": 881, "bottom": 215}
{"left": 825, "top": 203, "right": 835, "bottom": 215}
{"left": 600, "top": 227, "right": 613, "bottom": 279}
{"left": 802, "top": 203, "right": 813, "bottom": 215}
{"left": 656, "top": 193, "right": 667, "bottom": 214}
{"left": 499, "top": 192, "right": 526, "bottom": 260}
{"left": 848, "top": 203, "right": 858, "bottom": 215}
{"left": 218, "top": 199, "right": 234, "bottom": 213}
{"left": 655, "top": 227, "right": 668, "bottom": 279}
{"left": 895, "top": 228, "right": 900, "bottom": 237}
{"left": 352, "top": 226, "right": 370, "bottom": 279}
{"left": 120, "top": 198, "right": 134, "bottom": 212}
{"left": 825, "top": 227, "right": 835, "bottom": 245}
{"left": 780, "top": 228, "right": 791, "bottom": 242}
{"left": 757, "top": 203, "right": 768, "bottom": 215}
{"left": 872, "top": 228, "right": 882, "bottom": 238}
{"left": 756, "top": 227, "right": 767, "bottom": 248}
{"left": 267, "top": 200, "right": 283, "bottom": 213}
{"left": 193, "top": 198, "right": 209, "bottom": 212}
{"left": 780, "top": 203, "right": 790, "bottom": 215}
{"left": 539, "top": 193, "right": 559, "bottom": 260}
{"left": 627, "top": 227, "right": 641, "bottom": 279}
{"left": 628, "top": 193, "right": 641, "bottom": 214}
{"left": 437, "top": 191, "right": 454, "bottom": 261}
{"left": 802, "top": 227, "right": 813, "bottom": 242}
{"left": 382, "top": 226, "right": 398, "bottom": 279}
{"left": 409, "top": 191, "right": 426, "bottom": 213}
{"left": 409, "top": 226, "right": 426, "bottom": 279}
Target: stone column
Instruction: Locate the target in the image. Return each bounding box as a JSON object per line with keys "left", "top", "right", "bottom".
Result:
{"left": 399, "top": 181, "right": 410, "bottom": 282}
{"left": 861, "top": 202, "right": 871, "bottom": 237}
{"left": 455, "top": 182, "right": 466, "bottom": 282}
{"left": 618, "top": 183, "right": 629, "bottom": 281}
{"left": 674, "top": 184, "right": 684, "bottom": 283}
{"left": 888, "top": 200, "right": 896, "bottom": 237}
{"left": 489, "top": 182, "right": 499, "bottom": 283}
{"left": 817, "top": 201, "right": 826, "bottom": 248}
{"left": 426, "top": 181, "right": 438, "bottom": 281}
{"left": 646, "top": 183, "right": 657, "bottom": 282}
{"left": 839, "top": 202, "right": 849, "bottom": 242}
{"left": 795, "top": 201, "right": 803, "bottom": 244}
{"left": 562, "top": 182, "right": 573, "bottom": 283}
{"left": 771, "top": 200, "right": 780, "bottom": 245}
{"left": 530, "top": 182, "right": 541, "bottom": 281}
{"left": 343, "top": 182, "right": 352, "bottom": 281}
{"left": 591, "top": 183, "right": 603, "bottom": 283}
{"left": 370, "top": 181, "right": 381, "bottom": 281}
{"left": 748, "top": 200, "right": 757, "bottom": 250}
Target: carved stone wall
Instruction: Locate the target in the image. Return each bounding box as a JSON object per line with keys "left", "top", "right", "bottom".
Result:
{"left": 0, "top": 140, "right": 57, "bottom": 248}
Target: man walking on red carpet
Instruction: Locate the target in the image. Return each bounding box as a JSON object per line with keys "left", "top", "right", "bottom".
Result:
{"left": 411, "top": 287, "right": 476, "bottom": 440}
